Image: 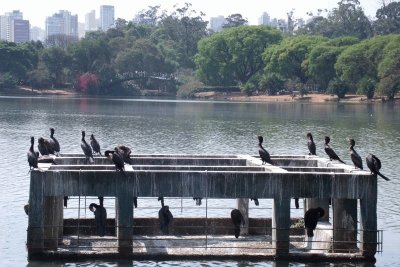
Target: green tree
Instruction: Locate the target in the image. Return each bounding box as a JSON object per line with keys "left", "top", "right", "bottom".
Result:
{"left": 41, "top": 46, "right": 70, "bottom": 86}
{"left": 327, "top": 77, "right": 350, "bottom": 98}
{"left": 222, "top": 14, "right": 248, "bottom": 29}
{"left": 374, "top": 1, "right": 400, "bottom": 35}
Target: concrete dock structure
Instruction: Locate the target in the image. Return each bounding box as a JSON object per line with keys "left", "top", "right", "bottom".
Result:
{"left": 26, "top": 154, "right": 380, "bottom": 262}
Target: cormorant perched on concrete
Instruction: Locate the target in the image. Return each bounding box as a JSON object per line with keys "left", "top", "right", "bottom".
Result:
{"left": 63, "top": 196, "right": 69, "bottom": 208}
{"left": 304, "top": 207, "right": 325, "bottom": 237}
{"left": 49, "top": 128, "right": 60, "bottom": 156}
{"left": 294, "top": 198, "right": 299, "bottom": 209}
{"left": 158, "top": 197, "right": 173, "bottom": 234}
{"left": 38, "top": 137, "right": 54, "bottom": 156}
{"left": 324, "top": 136, "right": 345, "bottom": 164}
{"left": 366, "top": 154, "right": 390, "bottom": 181}
{"left": 307, "top": 133, "right": 316, "bottom": 155}
{"left": 193, "top": 197, "right": 202, "bottom": 206}
{"left": 81, "top": 131, "right": 94, "bottom": 164}
{"left": 231, "top": 209, "right": 245, "bottom": 238}
{"left": 251, "top": 198, "right": 259, "bottom": 206}
{"left": 90, "top": 134, "right": 102, "bottom": 156}
{"left": 105, "top": 150, "right": 124, "bottom": 172}
{"left": 89, "top": 203, "right": 107, "bottom": 237}
{"left": 115, "top": 145, "right": 133, "bottom": 164}
{"left": 349, "top": 139, "right": 363, "bottom": 170}
{"left": 258, "top": 135, "right": 273, "bottom": 165}
{"left": 27, "top": 136, "right": 39, "bottom": 171}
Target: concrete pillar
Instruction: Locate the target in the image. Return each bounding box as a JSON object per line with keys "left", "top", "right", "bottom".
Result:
{"left": 43, "top": 196, "right": 59, "bottom": 250}
{"left": 272, "top": 197, "right": 290, "bottom": 256}
{"left": 116, "top": 174, "right": 134, "bottom": 255}
{"left": 305, "top": 198, "right": 330, "bottom": 222}
{"left": 236, "top": 198, "right": 249, "bottom": 235}
{"left": 360, "top": 197, "right": 377, "bottom": 257}
{"left": 27, "top": 172, "right": 44, "bottom": 258}
{"left": 333, "top": 199, "right": 357, "bottom": 252}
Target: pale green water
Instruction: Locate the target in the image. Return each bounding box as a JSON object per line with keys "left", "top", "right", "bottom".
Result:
{"left": 0, "top": 96, "right": 399, "bottom": 266}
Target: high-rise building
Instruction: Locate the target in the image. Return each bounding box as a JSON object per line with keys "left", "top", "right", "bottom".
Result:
{"left": 12, "top": 19, "right": 30, "bottom": 43}
{"left": 45, "top": 10, "right": 78, "bottom": 40}
{"left": 100, "top": 5, "right": 114, "bottom": 31}
{"left": 0, "top": 10, "right": 24, "bottom": 42}
{"left": 258, "top": 12, "right": 271, "bottom": 26}
{"left": 30, "top": 26, "right": 45, "bottom": 41}
{"left": 85, "top": 10, "right": 97, "bottom": 32}
{"left": 209, "top": 16, "right": 226, "bottom": 32}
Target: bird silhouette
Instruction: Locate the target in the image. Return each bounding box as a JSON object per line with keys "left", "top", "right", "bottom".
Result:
{"left": 324, "top": 136, "right": 345, "bottom": 164}
{"left": 304, "top": 207, "right": 325, "bottom": 237}
{"left": 81, "top": 131, "right": 94, "bottom": 164}
{"left": 90, "top": 134, "right": 102, "bottom": 156}
{"left": 105, "top": 150, "right": 124, "bottom": 172}
{"left": 231, "top": 209, "right": 245, "bottom": 238}
{"left": 366, "top": 154, "right": 390, "bottom": 181}
{"left": 38, "top": 136, "right": 54, "bottom": 156}
{"left": 89, "top": 203, "right": 107, "bottom": 237}
{"left": 258, "top": 135, "right": 273, "bottom": 165}
{"left": 49, "top": 128, "right": 60, "bottom": 156}
{"left": 307, "top": 132, "right": 316, "bottom": 155}
{"left": 27, "top": 136, "right": 39, "bottom": 171}
{"left": 349, "top": 139, "right": 363, "bottom": 169}
{"left": 158, "top": 197, "right": 173, "bottom": 234}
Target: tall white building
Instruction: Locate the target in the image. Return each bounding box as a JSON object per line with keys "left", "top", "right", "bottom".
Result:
{"left": 85, "top": 10, "right": 97, "bottom": 32}
{"left": 45, "top": 10, "right": 78, "bottom": 40}
{"left": 258, "top": 12, "right": 271, "bottom": 26}
{"left": 100, "top": 5, "right": 114, "bottom": 31}
{"left": 209, "top": 16, "right": 226, "bottom": 32}
{"left": 0, "top": 10, "right": 25, "bottom": 42}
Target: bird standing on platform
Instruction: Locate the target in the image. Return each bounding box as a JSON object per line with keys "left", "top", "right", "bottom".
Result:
{"left": 105, "top": 150, "right": 124, "bottom": 172}
{"left": 81, "top": 131, "right": 94, "bottom": 164}
{"left": 90, "top": 134, "right": 102, "bottom": 156}
{"left": 349, "top": 139, "right": 363, "bottom": 170}
{"left": 89, "top": 203, "right": 107, "bottom": 237}
{"left": 38, "top": 136, "right": 54, "bottom": 156}
{"left": 230, "top": 209, "right": 245, "bottom": 238}
{"left": 258, "top": 135, "right": 273, "bottom": 165}
{"left": 366, "top": 154, "right": 390, "bottom": 181}
{"left": 27, "top": 136, "right": 39, "bottom": 171}
{"left": 115, "top": 145, "right": 133, "bottom": 164}
{"left": 49, "top": 128, "right": 60, "bottom": 156}
{"left": 304, "top": 207, "right": 325, "bottom": 238}
{"left": 307, "top": 133, "right": 316, "bottom": 155}
{"left": 324, "top": 136, "right": 345, "bottom": 164}
{"left": 158, "top": 197, "right": 173, "bottom": 234}
{"left": 251, "top": 198, "right": 259, "bottom": 206}
{"left": 193, "top": 197, "right": 202, "bottom": 206}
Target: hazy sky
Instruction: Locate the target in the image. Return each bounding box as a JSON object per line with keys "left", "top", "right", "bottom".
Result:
{"left": 1, "top": 0, "right": 381, "bottom": 28}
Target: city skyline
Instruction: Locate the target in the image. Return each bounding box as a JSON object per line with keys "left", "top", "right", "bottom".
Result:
{"left": 1, "top": 0, "right": 381, "bottom": 29}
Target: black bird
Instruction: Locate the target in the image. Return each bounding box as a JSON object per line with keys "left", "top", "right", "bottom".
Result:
{"left": 27, "top": 136, "right": 39, "bottom": 171}
{"left": 81, "top": 131, "right": 94, "bottom": 164}
{"left": 366, "top": 154, "right": 390, "bottom": 181}
{"left": 258, "top": 135, "right": 273, "bottom": 165}
{"left": 349, "top": 139, "right": 363, "bottom": 170}
{"left": 307, "top": 132, "right": 316, "bottom": 155}
{"left": 115, "top": 145, "right": 133, "bottom": 164}
{"left": 133, "top": 197, "right": 138, "bottom": 208}
{"left": 294, "top": 198, "right": 299, "bottom": 209}
{"left": 90, "top": 134, "right": 102, "bottom": 156}
{"left": 304, "top": 207, "right": 325, "bottom": 237}
{"left": 24, "top": 204, "right": 29, "bottom": 215}
{"left": 63, "top": 196, "right": 69, "bottom": 208}
{"left": 105, "top": 150, "right": 124, "bottom": 172}
{"left": 98, "top": 196, "right": 104, "bottom": 207}
{"left": 324, "top": 136, "right": 345, "bottom": 164}
{"left": 251, "top": 198, "right": 259, "bottom": 206}
{"left": 49, "top": 128, "right": 60, "bottom": 156}
{"left": 231, "top": 209, "right": 245, "bottom": 238}
{"left": 193, "top": 197, "right": 202, "bottom": 206}
{"left": 158, "top": 197, "right": 173, "bottom": 234}
{"left": 89, "top": 203, "right": 107, "bottom": 237}
{"left": 37, "top": 137, "right": 54, "bottom": 156}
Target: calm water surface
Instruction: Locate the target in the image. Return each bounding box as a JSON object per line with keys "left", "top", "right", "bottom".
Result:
{"left": 0, "top": 96, "right": 399, "bottom": 267}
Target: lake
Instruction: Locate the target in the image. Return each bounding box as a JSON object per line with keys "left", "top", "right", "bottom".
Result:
{"left": 0, "top": 96, "right": 399, "bottom": 266}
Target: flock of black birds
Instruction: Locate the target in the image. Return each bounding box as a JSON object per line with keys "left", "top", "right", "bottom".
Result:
{"left": 26, "top": 129, "right": 390, "bottom": 238}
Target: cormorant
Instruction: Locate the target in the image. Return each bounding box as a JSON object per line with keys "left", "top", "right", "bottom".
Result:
{"left": 38, "top": 137, "right": 54, "bottom": 156}
{"left": 307, "top": 133, "right": 316, "bottom": 155}
{"left": 294, "top": 198, "right": 299, "bottom": 209}
{"left": 251, "top": 198, "right": 259, "bottom": 206}
{"left": 89, "top": 203, "right": 107, "bottom": 237}
{"left": 90, "top": 134, "right": 102, "bottom": 156}
{"left": 304, "top": 207, "right": 325, "bottom": 237}
{"left": 49, "top": 128, "right": 60, "bottom": 156}
{"left": 366, "top": 154, "right": 390, "bottom": 181}
{"left": 158, "top": 197, "right": 173, "bottom": 234}
{"left": 63, "top": 196, "right": 69, "bottom": 208}
{"left": 24, "top": 204, "right": 29, "bottom": 215}
{"left": 27, "top": 136, "right": 39, "bottom": 171}
{"left": 258, "top": 135, "right": 273, "bottom": 165}
{"left": 105, "top": 150, "right": 124, "bottom": 172}
{"left": 81, "top": 131, "right": 94, "bottom": 164}
{"left": 133, "top": 197, "right": 138, "bottom": 208}
{"left": 115, "top": 145, "right": 133, "bottom": 164}
{"left": 193, "top": 197, "right": 202, "bottom": 206}
{"left": 324, "top": 136, "right": 345, "bottom": 164}
{"left": 231, "top": 209, "right": 245, "bottom": 238}
{"left": 98, "top": 196, "right": 104, "bottom": 207}
{"left": 349, "top": 139, "right": 363, "bottom": 170}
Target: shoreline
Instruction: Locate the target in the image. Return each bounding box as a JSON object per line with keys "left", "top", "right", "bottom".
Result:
{"left": 1, "top": 86, "right": 398, "bottom": 104}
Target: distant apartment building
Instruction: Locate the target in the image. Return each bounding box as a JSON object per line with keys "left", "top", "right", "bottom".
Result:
{"left": 100, "top": 5, "right": 115, "bottom": 31}
{"left": 258, "top": 11, "right": 288, "bottom": 33}
{"left": 258, "top": 12, "right": 271, "bottom": 26}
{"left": 85, "top": 10, "right": 97, "bottom": 32}
{"left": 45, "top": 10, "right": 78, "bottom": 40}
{"left": 0, "top": 10, "right": 29, "bottom": 42}
{"left": 209, "top": 16, "right": 226, "bottom": 32}
{"left": 30, "top": 26, "right": 45, "bottom": 41}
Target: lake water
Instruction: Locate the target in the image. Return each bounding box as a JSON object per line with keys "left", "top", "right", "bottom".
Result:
{"left": 0, "top": 96, "right": 399, "bottom": 267}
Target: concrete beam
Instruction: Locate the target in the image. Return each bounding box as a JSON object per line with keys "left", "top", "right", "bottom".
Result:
{"left": 272, "top": 197, "right": 291, "bottom": 256}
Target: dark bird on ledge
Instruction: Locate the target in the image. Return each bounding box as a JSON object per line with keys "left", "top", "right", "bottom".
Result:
{"left": 231, "top": 209, "right": 245, "bottom": 238}
{"left": 193, "top": 197, "right": 202, "bottom": 206}
{"left": 38, "top": 136, "right": 54, "bottom": 156}
{"left": 63, "top": 196, "right": 69, "bottom": 208}
{"left": 27, "top": 136, "right": 39, "bottom": 171}
{"left": 307, "top": 132, "right": 316, "bottom": 155}
{"left": 251, "top": 198, "right": 259, "bottom": 206}
{"left": 324, "top": 136, "right": 345, "bottom": 164}
{"left": 133, "top": 197, "right": 138, "bottom": 208}
{"left": 258, "top": 135, "right": 273, "bottom": 165}
{"left": 366, "top": 154, "right": 390, "bottom": 181}
{"left": 89, "top": 203, "right": 107, "bottom": 237}
{"left": 304, "top": 207, "right": 325, "bottom": 237}
{"left": 115, "top": 145, "right": 133, "bottom": 164}
{"left": 158, "top": 197, "right": 173, "bottom": 235}
{"left": 294, "top": 198, "right": 299, "bottom": 209}
{"left": 90, "top": 134, "right": 102, "bottom": 156}
{"left": 81, "top": 131, "right": 94, "bottom": 164}
{"left": 105, "top": 150, "right": 125, "bottom": 172}
{"left": 49, "top": 128, "right": 60, "bottom": 156}
{"left": 349, "top": 139, "right": 363, "bottom": 170}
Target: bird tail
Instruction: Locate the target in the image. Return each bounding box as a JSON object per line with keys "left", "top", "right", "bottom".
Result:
{"left": 307, "top": 228, "right": 314, "bottom": 237}
{"left": 339, "top": 159, "right": 345, "bottom": 164}
{"left": 377, "top": 172, "right": 390, "bottom": 181}
{"left": 89, "top": 156, "right": 94, "bottom": 164}
{"left": 234, "top": 226, "right": 240, "bottom": 238}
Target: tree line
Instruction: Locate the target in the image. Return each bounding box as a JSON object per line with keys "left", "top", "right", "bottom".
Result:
{"left": 0, "top": 0, "right": 399, "bottom": 99}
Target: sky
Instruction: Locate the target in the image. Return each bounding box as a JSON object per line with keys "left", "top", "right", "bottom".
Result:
{"left": 0, "top": 0, "right": 382, "bottom": 29}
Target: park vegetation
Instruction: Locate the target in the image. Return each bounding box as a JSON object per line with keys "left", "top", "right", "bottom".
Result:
{"left": 0, "top": 0, "right": 399, "bottom": 100}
